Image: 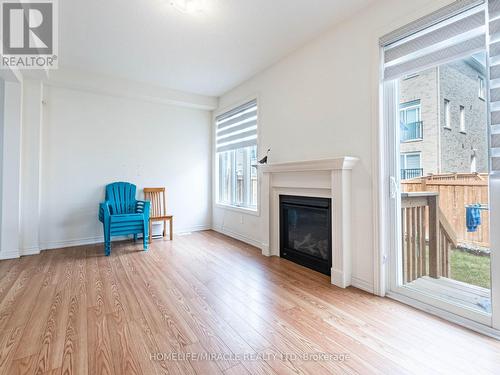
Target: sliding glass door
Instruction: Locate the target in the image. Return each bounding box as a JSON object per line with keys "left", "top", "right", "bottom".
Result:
{"left": 381, "top": 1, "right": 499, "bottom": 329}
{"left": 389, "top": 53, "right": 493, "bottom": 325}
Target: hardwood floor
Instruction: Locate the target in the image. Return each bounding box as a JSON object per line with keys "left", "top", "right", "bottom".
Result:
{"left": 0, "top": 230, "right": 499, "bottom": 374}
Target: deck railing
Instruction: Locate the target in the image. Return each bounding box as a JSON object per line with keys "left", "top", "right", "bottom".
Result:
{"left": 401, "top": 192, "right": 457, "bottom": 283}
{"left": 401, "top": 168, "right": 423, "bottom": 180}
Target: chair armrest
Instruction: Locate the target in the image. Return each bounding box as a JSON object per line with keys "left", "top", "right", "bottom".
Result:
{"left": 99, "top": 201, "right": 111, "bottom": 222}
{"left": 135, "top": 200, "right": 151, "bottom": 218}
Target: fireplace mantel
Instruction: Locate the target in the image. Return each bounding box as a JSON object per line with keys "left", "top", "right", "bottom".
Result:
{"left": 260, "top": 157, "right": 358, "bottom": 173}
{"left": 260, "top": 156, "right": 358, "bottom": 288}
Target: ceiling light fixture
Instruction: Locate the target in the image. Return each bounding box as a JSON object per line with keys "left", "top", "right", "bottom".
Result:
{"left": 170, "top": 0, "right": 207, "bottom": 14}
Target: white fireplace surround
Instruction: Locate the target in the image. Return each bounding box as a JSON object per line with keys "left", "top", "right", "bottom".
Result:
{"left": 260, "top": 157, "right": 358, "bottom": 288}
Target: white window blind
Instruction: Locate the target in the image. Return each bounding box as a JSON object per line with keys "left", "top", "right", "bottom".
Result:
{"left": 380, "top": 0, "right": 486, "bottom": 81}
{"left": 488, "top": 0, "right": 500, "bottom": 172}
{"left": 216, "top": 99, "right": 257, "bottom": 153}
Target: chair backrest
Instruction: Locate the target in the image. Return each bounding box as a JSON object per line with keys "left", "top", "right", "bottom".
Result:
{"left": 105, "top": 182, "right": 137, "bottom": 215}
{"left": 144, "top": 187, "right": 166, "bottom": 218}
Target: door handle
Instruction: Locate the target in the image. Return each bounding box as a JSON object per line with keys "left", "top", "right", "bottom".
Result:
{"left": 390, "top": 176, "right": 399, "bottom": 199}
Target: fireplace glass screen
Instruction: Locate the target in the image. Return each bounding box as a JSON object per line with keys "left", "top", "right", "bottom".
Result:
{"left": 280, "top": 195, "right": 332, "bottom": 275}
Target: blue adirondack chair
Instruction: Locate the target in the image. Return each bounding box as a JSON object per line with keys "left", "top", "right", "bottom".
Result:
{"left": 98, "top": 182, "right": 150, "bottom": 256}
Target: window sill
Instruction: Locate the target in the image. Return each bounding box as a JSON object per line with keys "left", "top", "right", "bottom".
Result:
{"left": 215, "top": 203, "right": 260, "bottom": 216}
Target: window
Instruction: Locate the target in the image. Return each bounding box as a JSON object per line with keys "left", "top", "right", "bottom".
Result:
{"left": 478, "top": 76, "right": 485, "bottom": 100}
{"left": 400, "top": 152, "right": 422, "bottom": 180}
{"left": 459, "top": 105, "right": 465, "bottom": 133}
{"left": 400, "top": 100, "right": 422, "bottom": 141}
{"left": 400, "top": 100, "right": 420, "bottom": 124}
{"left": 444, "top": 99, "right": 451, "bottom": 129}
{"left": 215, "top": 99, "right": 258, "bottom": 210}
{"left": 471, "top": 153, "right": 477, "bottom": 173}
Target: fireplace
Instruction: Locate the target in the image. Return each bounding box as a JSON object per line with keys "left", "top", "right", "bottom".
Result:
{"left": 279, "top": 195, "right": 332, "bottom": 275}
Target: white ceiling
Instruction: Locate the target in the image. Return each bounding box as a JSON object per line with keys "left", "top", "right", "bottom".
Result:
{"left": 60, "top": 0, "right": 374, "bottom": 97}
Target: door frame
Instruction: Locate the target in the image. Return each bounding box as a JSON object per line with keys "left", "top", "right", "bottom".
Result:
{"left": 378, "top": 76, "right": 500, "bottom": 337}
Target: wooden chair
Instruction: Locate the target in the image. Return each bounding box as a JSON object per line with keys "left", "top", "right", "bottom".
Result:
{"left": 144, "top": 187, "right": 173, "bottom": 243}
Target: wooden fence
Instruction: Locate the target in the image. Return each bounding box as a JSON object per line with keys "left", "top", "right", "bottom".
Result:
{"left": 402, "top": 173, "right": 489, "bottom": 247}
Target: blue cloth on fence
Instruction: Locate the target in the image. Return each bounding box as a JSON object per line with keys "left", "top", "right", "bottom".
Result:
{"left": 466, "top": 205, "right": 481, "bottom": 232}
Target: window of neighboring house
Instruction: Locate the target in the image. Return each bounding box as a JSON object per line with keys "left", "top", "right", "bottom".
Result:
{"left": 400, "top": 100, "right": 422, "bottom": 141}
{"left": 400, "top": 152, "right": 422, "bottom": 180}
{"left": 460, "top": 105, "right": 465, "bottom": 133}
{"left": 444, "top": 99, "right": 451, "bottom": 129}
{"left": 478, "top": 76, "right": 485, "bottom": 100}
{"left": 215, "top": 99, "right": 258, "bottom": 210}
{"left": 471, "top": 152, "right": 477, "bottom": 173}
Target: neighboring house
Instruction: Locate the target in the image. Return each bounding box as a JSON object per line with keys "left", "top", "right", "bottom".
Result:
{"left": 399, "top": 56, "right": 488, "bottom": 179}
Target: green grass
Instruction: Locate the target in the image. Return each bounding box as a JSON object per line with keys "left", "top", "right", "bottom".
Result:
{"left": 450, "top": 249, "right": 491, "bottom": 289}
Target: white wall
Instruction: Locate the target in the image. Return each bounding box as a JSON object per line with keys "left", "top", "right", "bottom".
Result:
{"left": 0, "top": 78, "right": 4, "bottom": 248}
{"left": 0, "top": 81, "right": 23, "bottom": 259}
{"left": 20, "top": 81, "right": 43, "bottom": 255}
{"left": 39, "top": 84, "right": 212, "bottom": 249}
{"left": 213, "top": 0, "right": 453, "bottom": 292}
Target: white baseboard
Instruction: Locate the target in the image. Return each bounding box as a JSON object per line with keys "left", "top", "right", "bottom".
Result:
{"left": 351, "top": 276, "right": 374, "bottom": 293}
{"left": 331, "top": 268, "right": 349, "bottom": 288}
{"left": 20, "top": 246, "right": 41, "bottom": 256}
{"left": 212, "top": 225, "right": 263, "bottom": 249}
{"left": 0, "top": 249, "right": 20, "bottom": 260}
{"left": 176, "top": 224, "right": 212, "bottom": 234}
{"left": 1, "top": 247, "right": 43, "bottom": 260}
{"left": 39, "top": 224, "right": 212, "bottom": 251}
{"left": 41, "top": 236, "right": 108, "bottom": 250}
{"left": 261, "top": 243, "right": 271, "bottom": 256}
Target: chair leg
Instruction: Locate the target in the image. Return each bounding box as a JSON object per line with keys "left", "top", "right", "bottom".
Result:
{"left": 133, "top": 234, "right": 137, "bottom": 242}
{"left": 104, "top": 237, "right": 111, "bottom": 256}
{"left": 104, "top": 226, "right": 111, "bottom": 256}
{"left": 144, "top": 220, "right": 149, "bottom": 251}
{"left": 169, "top": 218, "right": 173, "bottom": 240}
{"left": 105, "top": 242, "right": 111, "bottom": 256}
{"left": 148, "top": 220, "right": 152, "bottom": 245}
{"left": 163, "top": 220, "right": 166, "bottom": 239}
